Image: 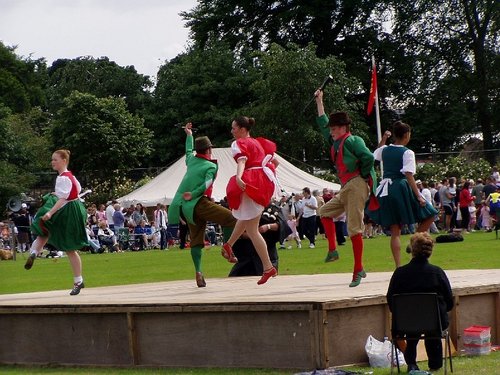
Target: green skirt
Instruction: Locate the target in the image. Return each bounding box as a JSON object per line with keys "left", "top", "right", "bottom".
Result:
{"left": 367, "top": 178, "right": 438, "bottom": 227}
{"left": 31, "top": 194, "right": 88, "bottom": 251}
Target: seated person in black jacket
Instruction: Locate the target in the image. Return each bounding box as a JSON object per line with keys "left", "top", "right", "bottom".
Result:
{"left": 386, "top": 232, "right": 454, "bottom": 372}
{"left": 228, "top": 203, "right": 291, "bottom": 277}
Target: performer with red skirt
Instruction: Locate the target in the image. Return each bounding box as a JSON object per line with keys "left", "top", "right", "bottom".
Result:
{"left": 222, "top": 116, "right": 279, "bottom": 285}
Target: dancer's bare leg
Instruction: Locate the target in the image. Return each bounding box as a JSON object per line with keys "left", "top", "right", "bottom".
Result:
{"left": 244, "top": 216, "right": 273, "bottom": 270}
{"left": 416, "top": 216, "right": 435, "bottom": 233}
{"left": 67, "top": 250, "right": 82, "bottom": 278}
{"left": 225, "top": 219, "right": 247, "bottom": 246}
{"left": 390, "top": 224, "right": 401, "bottom": 268}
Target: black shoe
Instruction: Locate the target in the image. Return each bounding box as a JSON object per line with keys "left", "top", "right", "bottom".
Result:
{"left": 70, "top": 282, "right": 85, "bottom": 295}
{"left": 24, "top": 253, "right": 36, "bottom": 270}
{"left": 407, "top": 363, "right": 420, "bottom": 373}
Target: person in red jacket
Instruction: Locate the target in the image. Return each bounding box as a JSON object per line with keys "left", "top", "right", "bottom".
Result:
{"left": 459, "top": 181, "right": 475, "bottom": 232}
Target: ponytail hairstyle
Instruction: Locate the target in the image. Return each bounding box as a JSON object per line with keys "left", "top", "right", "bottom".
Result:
{"left": 233, "top": 116, "right": 255, "bottom": 131}
{"left": 54, "top": 149, "right": 71, "bottom": 164}
{"left": 392, "top": 121, "right": 411, "bottom": 140}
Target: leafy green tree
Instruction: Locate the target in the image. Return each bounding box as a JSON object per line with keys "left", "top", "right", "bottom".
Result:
{"left": 50, "top": 91, "right": 153, "bottom": 181}
{"left": 0, "top": 105, "right": 50, "bottom": 208}
{"left": 416, "top": 156, "right": 491, "bottom": 183}
{"left": 147, "top": 42, "right": 257, "bottom": 165}
{"left": 182, "top": 0, "right": 381, "bottom": 59}
{"left": 390, "top": 0, "right": 499, "bottom": 162}
{"left": 248, "top": 43, "right": 371, "bottom": 167}
{"left": 46, "top": 57, "right": 152, "bottom": 114}
{"left": 0, "top": 42, "right": 47, "bottom": 113}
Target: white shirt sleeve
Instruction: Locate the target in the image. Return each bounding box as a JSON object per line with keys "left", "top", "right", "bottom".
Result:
{"left": 231, "top": 140, "right": 247, "bottom": 162}
{"left": 373, "top": 145, "right": 386, "bottom": 162}
{"left": 400, "top": 149, "right": 416, "bottom": 174}
{"left": 54, "top": 175, "right": 72, "bottom": 199}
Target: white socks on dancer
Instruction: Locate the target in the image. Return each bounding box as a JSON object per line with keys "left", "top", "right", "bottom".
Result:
{"left": 29, "top": 237, "right": 44, "bottom": 256}
{"left": 74, "top": 276, "right": 83, "bottom": 285}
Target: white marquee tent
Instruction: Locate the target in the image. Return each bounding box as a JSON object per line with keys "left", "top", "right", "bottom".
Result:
{"left": 117, "top": 148, "right": 340, "bottom": 207}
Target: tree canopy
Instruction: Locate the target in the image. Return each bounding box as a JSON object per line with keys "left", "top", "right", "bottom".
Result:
{"left": 50, "top": 91, "right": 153, "bottom": 179}
{"left": 1, "top": 0, "right": 499, "bottom": 209}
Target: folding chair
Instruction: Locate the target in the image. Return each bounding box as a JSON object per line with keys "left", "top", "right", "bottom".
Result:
{"left": 166, "top": 224, "right": 179, "bottom": 247}
{"left": 116, "top": 227, "right": 133, "bottom": 250}
{"left": 390, "top": 293, "right": 453, "bottom": 374}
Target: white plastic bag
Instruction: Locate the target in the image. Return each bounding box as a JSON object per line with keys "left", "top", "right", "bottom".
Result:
{"left": 365, "top": 335, "right": 406, "bottom": 368}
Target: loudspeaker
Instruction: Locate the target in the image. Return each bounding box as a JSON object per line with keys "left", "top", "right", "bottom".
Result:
{"left": 7, "top": 196, "right": 22, "bottom": 212}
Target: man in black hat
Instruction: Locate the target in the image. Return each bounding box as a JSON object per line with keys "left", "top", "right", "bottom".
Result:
{"left": 168, "top": 123, "right": 237, "bottom": 287}
{"left": 314, "top": 89, "right": 377, "bottom": 287}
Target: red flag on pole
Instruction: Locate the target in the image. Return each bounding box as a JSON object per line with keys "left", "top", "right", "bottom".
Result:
{"left": 367, "top": 62, "right": 377, "bottom": 115}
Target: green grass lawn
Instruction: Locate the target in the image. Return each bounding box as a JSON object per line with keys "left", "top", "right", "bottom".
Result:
{"left": 1, "top": 231, "right": 499, "bottom": 374}
{"left": 1, "top": 231, "right": 499, "bottom": 294}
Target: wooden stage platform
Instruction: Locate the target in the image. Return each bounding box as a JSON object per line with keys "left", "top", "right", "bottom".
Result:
{"left": 0, "top": 270, "right": 499, "bottom": 370}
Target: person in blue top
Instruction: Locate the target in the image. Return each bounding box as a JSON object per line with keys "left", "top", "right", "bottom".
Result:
{"left": 367, "top": 121, "right": 438, "bottom": 267}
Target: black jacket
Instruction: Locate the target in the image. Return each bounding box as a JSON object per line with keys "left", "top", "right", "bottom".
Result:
{"left": 386, "top": 257, "right": 454, "bottom": 328}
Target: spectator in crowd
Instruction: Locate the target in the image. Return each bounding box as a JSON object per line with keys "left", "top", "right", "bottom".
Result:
{"left": 441, "top": 177, "right": 457, "bottom": 232}
{"left": 421, "top": 181, "right": 440, "bottom": 234}
{"left": 86, "top": 224, "right": 103, "bottom": 254}
{"left": 133, "top": 219, "right": 151, "bottom": 250}
{"left": 12, "top": 206, "right": 31, "bottom": 252}
{"left": 0, "top": 222, "right": 12, "bottom": 249}
{"left": 301, "top": 187, "right": 318, "bottom": 248}
{"left": 313, "top": 189, "right": 325, "bottom": 238}
{"left": 334, "top": 212, "right": 347, "bottom": 246}
{"left": 492, "top": 166, "right": 500, "bottom": 183}
{"left": 112, "top": 203, "right": 125, "bottom": 230}
{"left": 178, "top": 217, "right": 189, "bottom": 249}
{"left": 472, "top": 178, "right": 484, "bottom": 207}
{"left": 285, "top": 214, "right": 302, "bottom": 249}
{"left": 97, "top": 220, "right": 121, "bottom": 252}
{"left": 105, "top": 200, "right": 117, "bottom": 230}
{"left": 131, "top": 203, "right": 148, "bottom": 226}
{"left": 387, "top": 232, "right": 453, "bottom": 373}
{"left": 315, "top": 88, "right": 376, "bottom": 287}
{"left": 96, "top": 203, "right": 107, "bottom": 223}
{"left": 155, "top": 203, "right": 168, "bottom": 250}
{"left": 205, "top": 224, "right": 218, "bottom": 246}
{"left": 459, "top": 181, "right": 475, "bottom": 232}
{"left": 482, "top": 177, "right": 497, "bottom": 204}
{"left": 367, "top": 125, "right": 437, "bottom": 268}
{"left": 322, "top": 187, "right": 333, "bottom": 203}
{"left": 87, "top": 205, "right": 99, "bottom": 230}
{"left": 294, "top": 192, "right": 305, "bottom": 241}
{"left": 480, "top": 200, "right": 492, "bottom": 231}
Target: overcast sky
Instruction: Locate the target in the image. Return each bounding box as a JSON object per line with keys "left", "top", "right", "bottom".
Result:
{"left": 0, "top": 0, "right": 198, "bottom": 78}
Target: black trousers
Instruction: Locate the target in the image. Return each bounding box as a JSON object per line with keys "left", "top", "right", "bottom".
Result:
{"left": 302, "top": 215, "right": 317, "bottom": 245}
{"left": 404, "top": 336, "right": 443, "bottom": 369}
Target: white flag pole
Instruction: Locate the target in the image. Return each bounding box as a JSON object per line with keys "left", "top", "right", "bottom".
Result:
{"left": 372, "top": 55, "right": 382, "bottom": 144}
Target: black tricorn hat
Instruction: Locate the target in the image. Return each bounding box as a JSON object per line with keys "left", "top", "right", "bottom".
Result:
{"left": 195, "top": 136, "right": 213, "bottom": 152}
{"left": 329, "top": 111, "right": 352, "bottom": 127}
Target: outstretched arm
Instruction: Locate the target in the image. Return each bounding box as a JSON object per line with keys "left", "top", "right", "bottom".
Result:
{"left": 315, "top": 89, "right": 325, "bottom": 117}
